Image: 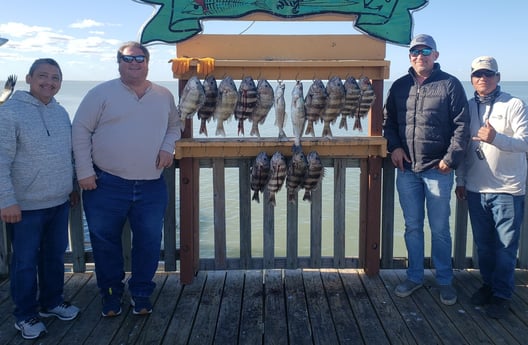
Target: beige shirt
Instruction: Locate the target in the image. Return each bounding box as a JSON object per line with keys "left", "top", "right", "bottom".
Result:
{"left": 72, "top": 78, "right": 182, "bottom": 180}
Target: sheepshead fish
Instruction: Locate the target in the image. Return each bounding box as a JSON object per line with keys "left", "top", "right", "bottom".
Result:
{"left": 291, "top": 81, "right": 306, "bottom": 148}
{"left": 321, "top": 76, "right": 345, "bottom": 138}
{"left": 286, "top": 150, "right": 308, "bottom": 204}
{"left": 250, "top": 151, "right": 270, "bottom": 203}
{"left": 339, "top": 76, "right": 361, "bottom": 130}
{"left": 0, "top": 74, "right": 17, "bottom": 105}
{"left": 234, "top": 76, "right": 258, "bottom": 136}
{"left": 267, "top": 151, "right": 287, "bottom": 207}
{"left": 302, "top": 151, "right": 324, "bottom": 202}
{"left": 178, "top": 76, "right": 205, "bottom": 121}
{"left": 213, "top": 77, "right": 238, "bottom": 136}
{"left": 304, "top": 79, "right": 326, "bottom": 137}
{"left": 355, "top": 77, "right": 376, "bottom": 131}
{"left": 250, "top": 79, "right": 274, "bottom": 137}
{"left": 274, "top": 81, "right": 287, "bottom": 140}
{"left": 197, "top": 75, "right": 218, "bottom": 136}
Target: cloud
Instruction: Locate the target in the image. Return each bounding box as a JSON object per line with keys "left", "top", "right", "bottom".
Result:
{"left": 70, "top": 19, "right": 104, "bottom": 29}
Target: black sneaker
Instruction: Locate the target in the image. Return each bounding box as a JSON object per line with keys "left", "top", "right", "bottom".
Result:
{"left": 102, "top": 293, "right": 122, "bottom": 317}
{"left": 131, "top": 296, "right": 152, "bottom": 315}
{"left": 486, "top": 296, "right": 510, "bottom": 319}
{"left": 470, "top": 285, "right": 493, "bottom": 306}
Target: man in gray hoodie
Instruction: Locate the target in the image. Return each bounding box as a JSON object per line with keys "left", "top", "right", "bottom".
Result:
{"left": 0, "top": 58, "right": 80, "bottom": 340}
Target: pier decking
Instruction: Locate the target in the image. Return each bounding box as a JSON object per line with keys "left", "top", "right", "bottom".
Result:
{"left": 1, "top": 268, "right": 528, "bottom": 344}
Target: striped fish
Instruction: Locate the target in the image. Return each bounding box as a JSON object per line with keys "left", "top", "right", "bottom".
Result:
{"left": 213, "top": 77, "right": 238, "bottom": 137}
{"left": 304, "top": 79, "right": 327, "bottom": 137}
{"left": 355, "top": 77, "right": 376, "bottom": 131}
{"left": 250, "top": 151, "right": 271, "bottom": 203}
{"left": 178, "top": 76, "right": 205, "bottom": 121}
{"left": 286, "top": 150, "right": 308, "bottom": 204}
{"left": 339, "top": 76, "right": 361, "bottom": 130}
{"left": 301, "top": 151, "right": 324, "bottom": 202}
{"left": 321, "top": 76, "right": 345, "bottom": 138}
{"left": 250, "top": 79, "right": 274, "bottom": 137}
{"left": 267, "top": 151, "right": 287, "bottom": 207}
{"left": 197, "top": 75, "right": 218, "bottom": 136}
{"left": 274, "top": 81, "right": 287, "bottom": 140}
{"left": 234, "top": 76, "right": 258, "bottom": 136}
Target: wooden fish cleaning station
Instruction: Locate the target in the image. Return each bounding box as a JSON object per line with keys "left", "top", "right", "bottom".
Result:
{"left": 173, "top": 16, "right": 389, "bottom": 285}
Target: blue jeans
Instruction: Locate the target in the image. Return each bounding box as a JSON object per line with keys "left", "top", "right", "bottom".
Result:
{"left": 8, "top": 202, "right": 70, "bottom": 322}
{"left": 466, "top": 191, "right": 523, "bottom": 299}
{"left": 82, "top": 167, "right": 167, "bottom": 299}
{"left": 397, "top": 168, "right": 454, "bottom": 285}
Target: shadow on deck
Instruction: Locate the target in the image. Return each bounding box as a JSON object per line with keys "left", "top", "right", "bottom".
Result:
{"left": 1, "top": 269, "right": 528, "bottom": 344}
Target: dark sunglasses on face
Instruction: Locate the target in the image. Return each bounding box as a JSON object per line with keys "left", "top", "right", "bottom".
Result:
{"left": 120, "top": 55, "right": 146, "bottom": 63}
{"left": 409, "top": 48, "right": 433, "bottom": 57}
{"left": 472, "top": 70, "right": 497, "bottom": 78}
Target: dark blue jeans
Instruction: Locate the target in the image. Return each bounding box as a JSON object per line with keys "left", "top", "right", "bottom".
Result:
{"left": 82, "top": 168, "right": 168, "bottom": 299}
{"left": 8, "top": 201, "right": 70, "bottom": 322}
{"left": 467, "top": 191, "right": 524, "bottom": 299}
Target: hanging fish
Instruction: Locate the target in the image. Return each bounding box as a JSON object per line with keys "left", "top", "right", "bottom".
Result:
{"left": 274, "top": 80, "right": 287, "bottom": 140}
{"left": 286, "top": 149, "right": 308, "bottom": 204}
{"left": 267, "top": 151, "right": 287, "bottom": 207}
{"left": 339, "top": 76, "right": 361, "bottom": 130}
{"left": 197, "top": 75, "right": 218, "bottom": 136}
{"left": 302, "top": 151, "right": 324, "bottom": 203}
{"left": 234, "top": 76, "right": 258, "bottom": 136}
{"left": 178, "top": 76, "right": 205, "bottom": 121}
{"left": 321, "top": 76, "right": 345, "bottom": 138}
{"left": 0, "top": 74, "right": 17, "bottom": 105}
{"left": 249, "top": 79, "right": 274, "bottom": 137}
{"left": 213, "top": 76, "right": 238, "bottom": 137}
{"left": 250, "top": 151, "right": 271, "bottom": 203}
{"left": 354, "top": 76, "right": 376, "bottom": 131}
{"left": 291, "top": 81, "right": 306, "bottom": 149}
{"left": 304, "top": 79, "right": 326, "bottom": 137}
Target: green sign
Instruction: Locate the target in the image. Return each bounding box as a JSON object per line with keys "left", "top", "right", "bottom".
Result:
{"left": 138, "top": 0, "right": 428, "bottom": 45}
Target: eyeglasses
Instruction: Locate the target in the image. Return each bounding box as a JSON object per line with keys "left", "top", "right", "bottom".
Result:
{"left": 472, "top": 70, "right": 497, "bottom": 78}
{"left": 120, "top": 55, "right": 146, "bottom": 63}
{"left": 409, "top": 48, "right": 433, "bottom": 57}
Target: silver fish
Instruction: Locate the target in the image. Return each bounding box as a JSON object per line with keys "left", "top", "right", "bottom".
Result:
{"left": 286, "top": 150, "right": 308, "bottom": 204}
{"left": 339, "top": 76, "right": 361, "bottom": 130}
{"left": 234, "top": 76, "right": 258, "bottom": 136}
{"left": 250, "top": 79, "right": 274, "bottom": 137}
{"left": 267, "top": 151, "right": 287, "bottom": 207}
{"left": 213, "top": 77, "right": 238, "bottom": 137}
{"left": 321, "top": 76, "right": 345, "bottom": 138}
{"left": 355, "top": 77, "right": 376, "bottom": 131}
{"left": 291, "top": 81, "right": 306, "bottom": 148}
{"left": 250, "top": 151, "right": 270, "bottom": 203}
{"left": 304, "top": 79, "right": 326, "bottom": 137}
{"left": 0, "top": 74, "right": 17, "bottom": 105}
{"left": 302, "top": 151, "right": 324, "bottom": 202}
{"left": 274, "top": 81, "right": 287, "bottom": 140}
{"left": 178, "top": 76, "right": 205, "bottom": 121}
{"left": 197, "top": 75, "right": 218, "bottom": 136}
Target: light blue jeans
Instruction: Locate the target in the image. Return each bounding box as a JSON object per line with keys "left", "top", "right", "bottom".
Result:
{"left": 397, "top": 168, "right": 454, "bottom": 285}
{"left": 466, "top": 191, "right": 523, "bottom": 299}
{"left": 82, "top": 167, "right": 168, "bottom": 299}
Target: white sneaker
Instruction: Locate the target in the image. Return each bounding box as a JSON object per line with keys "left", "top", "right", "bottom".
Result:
{"left": 39, "top": 302, "right": 80, "bottom": 321}
{"left": 14, "top": 317, "right": 47, "bottom": 339}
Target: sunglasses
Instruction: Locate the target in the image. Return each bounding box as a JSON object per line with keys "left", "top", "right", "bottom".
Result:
{"left": 120, "top": 55, "right": 146, "bottom": 63}
{"left": 409, "top": 48, "right": 433, "bottom": 57}
{"left": 472, "top": 70, "right": 497, "bottom": 78}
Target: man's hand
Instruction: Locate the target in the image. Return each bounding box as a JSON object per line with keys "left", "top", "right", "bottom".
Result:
{"left": 0, "top": 204, "right": 21, "bottom": 223}
{"left": 390, "top": 148, "right": 411, "bottom": 171}
{"left": 156, "top": 150, "right": 174, "bottom": 169}
{"left": 473, "top": 120, "right": 496, "bottom": 143}
{"left": 78, "top": 175, "right": 97, "bottom": 191}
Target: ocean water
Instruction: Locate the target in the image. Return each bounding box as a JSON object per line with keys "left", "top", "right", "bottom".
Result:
{"left": 7, "top": 79, "right": 528, "bottom": 259}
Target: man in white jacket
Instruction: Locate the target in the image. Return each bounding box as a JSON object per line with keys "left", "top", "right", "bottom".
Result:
{"left": 455, "top": 56, "right": 528, "bottom": 319}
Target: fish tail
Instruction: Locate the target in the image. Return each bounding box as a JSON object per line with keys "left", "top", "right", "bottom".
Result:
{"left": 321, "top": 122, "right": 333, "bottom": 138}
{"left": 269, "top": 193, "right": 276, "bottom": 207}
{"left": 288, "top": 192, "right": 297, "bottom": 204}
{"left": 339, "top": 115, "right": 348, "bottom": 130}
{"left": 304, "top": 120, "right": 314, "bottom": 136}
{"left": 250, "top": 123, "right": 260, "bottom": 137}
{"left": 303, "top": 190, "right": 312, "bottom": 202}
{"left": 252, "top": 191, "right": 260, "bottom": 203}
{"left": 278, "top": 129, "right": 287, "bottom": 140}
{"left": 353, "top": 116, "right": 363, "bottom": 131}
{"left": 199, "top": 119, "right": 208, "bottom": 136}
{"left": 238, "top": 119, "right": 245, "bottom": 136}
{"left": 216, "top": 122, "right": 226, "bottom": 137}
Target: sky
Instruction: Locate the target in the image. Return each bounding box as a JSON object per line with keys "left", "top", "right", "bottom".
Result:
{"left": 0, "top": 1, "right": 527, "bottom": 82}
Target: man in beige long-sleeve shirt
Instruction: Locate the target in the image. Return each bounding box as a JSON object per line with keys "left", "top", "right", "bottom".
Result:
{"left": 72, "top": 41, "right": 182, "bottom": 317}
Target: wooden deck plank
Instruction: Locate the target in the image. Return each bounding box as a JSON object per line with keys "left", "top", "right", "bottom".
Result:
{"left": 1, "top": 269, "right": 528, "bottom": 344}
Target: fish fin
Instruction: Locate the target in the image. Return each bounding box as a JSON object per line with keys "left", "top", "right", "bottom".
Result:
{"left": 199, "top": 119, "right": 208, "bottom": 136}
{"left": 302, "top": 190, "right": 312, "bottom": 203}
{"left": 278, "top": 129, "right": 287, "bottom": 140}
{"left": 339, "top": 115, "right": 348, "bottom": 130}
{"left": 238, "top": 119, "right": 245, "bottom": 136}
{"left": 321, "top": 123, "right": 333, "bottom": 138}
{"left": 215, "top": 123, "right": 226, "bottom": 137}
{"left": 252, "top": 191, "right": 260, "bottom": 203}
{"left": 353, "top": 116, "right": 363, "bottom": 131}
{"left": 269, "top": 193, "right": 276, "bottom": 207}
{"left": 288, "top": 192, "right": 297, "bottom": 204}
{"left": 250, "top": 123, "right": 260, "bottom": 137}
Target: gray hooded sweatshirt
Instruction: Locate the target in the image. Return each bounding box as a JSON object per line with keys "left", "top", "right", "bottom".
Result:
{"left": 0, "top": 90, "right": 73, "bottom": 210}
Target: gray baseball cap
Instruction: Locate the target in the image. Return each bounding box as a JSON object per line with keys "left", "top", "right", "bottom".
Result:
{"left": 409, "top": 34, "right": 437, "bottom": 50}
